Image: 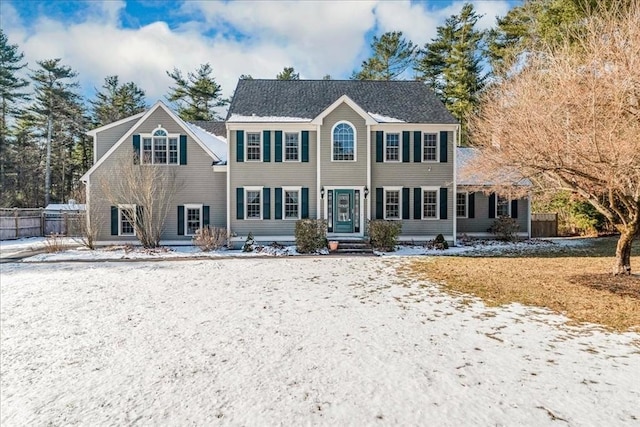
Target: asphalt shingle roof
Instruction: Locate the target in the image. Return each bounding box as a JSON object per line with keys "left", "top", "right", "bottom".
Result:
{"left": 189, "top": 121, "right": 227, "bottom": 139}
{"left": 226, "top": 79, "right": 458, "bottom": 124}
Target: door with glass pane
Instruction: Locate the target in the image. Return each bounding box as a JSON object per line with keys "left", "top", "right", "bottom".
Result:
{"left": 334, "top": 189, "right": 354, "bottom": 233}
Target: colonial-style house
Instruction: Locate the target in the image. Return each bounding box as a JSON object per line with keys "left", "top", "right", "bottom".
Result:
{"left": 81, "top": 79, "right": 530, "bottom": 246}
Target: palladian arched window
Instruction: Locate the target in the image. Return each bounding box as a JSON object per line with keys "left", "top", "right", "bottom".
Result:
{"left": 141, "top": 127, "right": 179, "bottom": 164}
{"left": 332, "top": 122, "right": 356, "bottom": 161}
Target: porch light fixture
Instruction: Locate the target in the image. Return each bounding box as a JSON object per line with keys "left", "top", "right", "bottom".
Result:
{"left": 364, "top": 186, "right": 369, "bottom": 199}
{"left": 321, "top": 187, "right": 325, "bottom": 198}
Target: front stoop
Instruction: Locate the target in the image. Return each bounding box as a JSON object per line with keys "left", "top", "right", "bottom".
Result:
{"left": 329, "top": 239, "right": 375, "bottom": 255}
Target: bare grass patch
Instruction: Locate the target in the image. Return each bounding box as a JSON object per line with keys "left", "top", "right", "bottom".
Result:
{"left": 407, "top": 256, "right": 640, "bottom": 331}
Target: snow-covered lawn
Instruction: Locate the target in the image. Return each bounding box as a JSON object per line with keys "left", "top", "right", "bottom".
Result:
{"left": 1, "top": 257, "right": 638, "bottom": 425}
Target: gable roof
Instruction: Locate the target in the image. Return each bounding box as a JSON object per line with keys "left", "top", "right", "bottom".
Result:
{"left": 86, "top": 112, "right": 145, "bottom": 137}
{"left": 227, "top": 79, "right": 457, "bottom": 124}
{"left": 81, "top": 101, "right": 227, "bottom": 181}
{"left": 189, "top": 121, "right": 227, "bottom": 139}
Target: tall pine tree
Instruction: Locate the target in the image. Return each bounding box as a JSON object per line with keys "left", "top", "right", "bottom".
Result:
{"left": 0, "top": 29, "right": 30, "bottom": 205}
{"left": 30, "top": 59, "right": 82, "bottom": 206}
{"left": 91, "top": 75, "right": 146, "bottom": 127}
{"left": 166, "top": 63, "right": 227, "bottom": 121}
{"left": 415, "top": 3, "right": 486, "bottom": 144}
{"left": 352, "top": 31, "right": 417, "bottom": 80}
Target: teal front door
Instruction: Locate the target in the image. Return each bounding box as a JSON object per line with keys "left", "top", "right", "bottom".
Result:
{"left": 334, "top": 189, "right": 354, "bottom": 233}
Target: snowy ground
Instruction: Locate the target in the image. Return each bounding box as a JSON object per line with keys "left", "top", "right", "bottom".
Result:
{"left": 1, "top": 257, "right": 638, "bottom": 425}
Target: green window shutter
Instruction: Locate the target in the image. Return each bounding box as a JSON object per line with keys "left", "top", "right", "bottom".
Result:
{"left": 489, "top": 193, "right": 496, "bottom": 218}
{"left": 440, "top": 188, "right": 448, "bottom": 220}
{"left": 402, "top": 132, "right": 410, "bottom": 163}
{"left": 136, "top": 206, "right": 144, "bottom": 230}
{"left": 236, "top": 188, "right": 244, "bottom": 220}
{"left": 236, "top": 131, "right": 244, "bottom": 162}
{"left": 177, "top": 205, "right": 185, "bottom": 235}
{"left": 413, "top": 188, "right": 421, "bottom": 219}
{"left": 468, "top": 192, "right": 475, "bottom": 218}
{"left": 375, "top": 188, "right": 383, "bottom": 219}
{"left": 203, "top": 205, "right": 210, "bottom": 226}
{"left": 275, "top": 188, "right": 283, "bottom": 219}
{"left": 179, "top": 135, "right": 187, "bottom": 165}
{"left": 301, "top": 188, "right": 309, "bottom": 218}
{"left": 402, "top": 188, "right": 410, "bottom": 219}
{"left": 133, "top": 135, "right": 140, "bottom": 165}
{"left": 413, "top": 131, "right": 421, "bottom": 163}
{"left": 274, "top": 131, "right": 283, "bottom": 162}
{"left": 263, "top": 131, "right": 271, "bottom": 162}
{"left": 376, "top": 131, "right": 384, "bottom": 162}
{"left": 511, "top": 200, "right": 518, "bottom": 219}
{"left": 110, "top": 206, "right": 118, "bottom": 235}
{"left": 301, "top": 131, "right": 309, "bottom": 162}
{"left": 439, "top": 131, "right": 448, "bottom": 163}
{"left": 263, "top": 188, "right": 271, "bottom": 219}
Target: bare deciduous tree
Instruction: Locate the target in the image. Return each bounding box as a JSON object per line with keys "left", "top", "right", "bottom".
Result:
{"left": 100, "top": 154, "right": 181, "bottom": 248}
{"left": 467, "top": 1, "right": 640, "bottom": 274}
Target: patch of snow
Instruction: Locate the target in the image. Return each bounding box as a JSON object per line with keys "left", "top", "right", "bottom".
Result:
{"left": 1, "top": 258, "right": 638, "bottom": 425}
{"left": 0, "top": 237, "right": 76, "bottom": 256}
{"left": 227, "top": 114, "right": 311, "bottom": 123}
{"left": 44, "top": 203, "right": 85, "bottom": 211}
{"left": 184, "top": 122, "right": 228, "bottom": 162}
{"left": 368, "top": 112, "right": 405, "bottom": 123}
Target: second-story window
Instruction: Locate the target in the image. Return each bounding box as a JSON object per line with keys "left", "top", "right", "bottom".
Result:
{"left": 246, "top": 132, "right": 261, "bottom": 161}
{"left": 142, "top": 128, "right": 179, "bottom": 165}
{"left": 385, "top": 133, "right": 400, "bottom": 162}
{"left": 423, "top": 133, "right": 438, "bottom": 162}
{"left": 284, "top": 132, "right": 299, "bottom": 161}
{"left": 332, "top": 122, "right": 355, "bottom": 161}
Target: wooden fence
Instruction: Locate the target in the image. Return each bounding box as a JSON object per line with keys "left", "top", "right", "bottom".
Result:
{"left": 531, "top": 213, "right": 558, "bottom": 238}
{"left": 0, "top": 209, "right": 85, "bottom": 240}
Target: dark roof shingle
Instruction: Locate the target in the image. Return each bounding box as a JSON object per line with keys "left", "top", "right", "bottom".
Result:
{"left": 189, "top": 121, "right": 227, "bottom": 138}
{"left": 226, "top": 80, "right": 457, "bottom": 124}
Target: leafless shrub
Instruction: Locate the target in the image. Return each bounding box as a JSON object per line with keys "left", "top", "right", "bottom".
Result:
{"left": 43, "top": 233, "right": 65, "bottom": 253}
{"left": 193, "top": 226, "right": 227, "bottom": 252}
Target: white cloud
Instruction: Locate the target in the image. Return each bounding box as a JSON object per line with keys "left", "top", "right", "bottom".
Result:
{"left": 4, "top": 0, "right": 514, "bottom": 106}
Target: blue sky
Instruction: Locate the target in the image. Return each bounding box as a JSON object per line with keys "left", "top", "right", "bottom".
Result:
{"left": 3, "top": 0, "right": 518, "bottom": 102}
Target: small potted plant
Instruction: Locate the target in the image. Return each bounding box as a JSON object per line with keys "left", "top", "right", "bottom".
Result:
{"left": 328, "top": 240, "right": 339, "bottom": 251}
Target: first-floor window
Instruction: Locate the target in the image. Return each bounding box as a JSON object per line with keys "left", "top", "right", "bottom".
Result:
{"left": 384, "top": 189, "right": 401, "bottom": 220}
{"left": 185, "top": 205, "right": 202, "bottom": 236}
{"left": 497, "top": 195, "right": 510, "bottom": 217}
{"left": 284, "top": 189, "right": 300, "bottom": 219}
{"left": 385, "top": 133, "right": 400, "bottom": 162}
{"left": 119, "top": 204, "right": 135, "bottom": 236}
{"left": 423, "top": 189, "right": 438, "bottom": 219}
{"left": 246, "top": 189, "right": 261, "bottom": 219}
{"left": 457, "top": 192, "right": 468, "bottom": 218}
{"left": 246, "top": 132, "right": 261, "bottom": 161}
{"left": 284, "top": 132, "right": 299, "bottom": 161}
{"left": 423, "top": 133, "right": 437, "bottom": 162}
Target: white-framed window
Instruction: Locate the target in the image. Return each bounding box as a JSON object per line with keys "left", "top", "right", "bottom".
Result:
{"left": 118, "top": 204, "right": 136, "bottom": 236}
{"left": 245, "top": 187, "right": 262, "bottom": 219}
{"left": 246, "top": 132, "right": 261, "bottom": 161}
{"left": 423, "top": 133, "right": 438, "bottom": 162}
{"left": 282, "top": 186, "right": 301, "bottom": 220}
{"left": 497, "top": 195, "right": 510, "bottom": 217}
{"left": 457, "top": 192, "right": 468, "bottom": 218}
{"left": 284, "top": 132, "right": 300, "bottom": 161}
{"left": 332, "top": 121, "right": 356, "bottom": 161}
{"left": 385, "top": 133, "right": 400, "bottom": 162}
{"left": 422, "top": 187, "right": 439, "bottom": 219}
{"left": 384, "top": 187, "right": 402, "bottom": 220}
{"left": 141, "top": 127, "right": 179, "bottom": 165}
{"left": 184, "top": 204, "right": 202, "bottom": 236}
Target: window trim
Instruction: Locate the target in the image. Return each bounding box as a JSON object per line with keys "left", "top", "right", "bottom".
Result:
{"left": 496, "top": 195, "right": 511, "bottom": 217}
{"left": 384, "top": 132, "right": 401, "bottom": 163}
{"left": 456, "top": 191, "right": 468, "bottom": 218}
{"left": 140, "top": 126, "right": 180, "bottom": 165}
{"left": 283, "top": 131, "right": 301, "bottom": 162}
{"left": 184, "top": 203, "right": 203, "bottom": 237}
{"left": 331, "top": 120, "right": 357, "bottom": 162}
{"left": 383, "top": 186, "right": 402, "bottom": 220}
{"left": 422, "top": 132, "right": 439, "bottom": 163}
{"left": 282, "top": 186, "right": 302, "bottom": 220}
{"left": 421, "top": 186, "right": 440, "bottom": 220}
{"left": 244, "top": 186, "right": 263, "bottom": 220}
{"left": 118, "top": 204, "right": 136, "bottom": 236}
{"left": 245, "top": 132, "right": 262, "bottom": 162}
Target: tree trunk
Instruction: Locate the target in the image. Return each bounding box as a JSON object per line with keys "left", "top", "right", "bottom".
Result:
{"left": 613, "top": 224, "right": 637, "bottom": 275}
{"left": 44, "top": 115, "right": 52, "bottom": 207}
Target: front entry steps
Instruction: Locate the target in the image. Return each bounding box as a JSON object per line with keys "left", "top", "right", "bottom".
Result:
{"left": 328, "top": 239, "right": 374, "bottom": 255}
